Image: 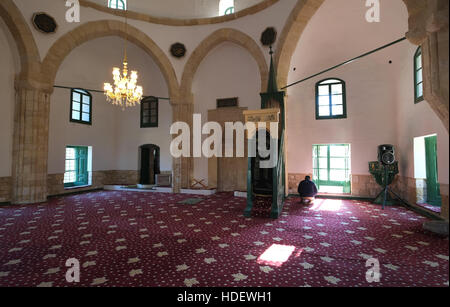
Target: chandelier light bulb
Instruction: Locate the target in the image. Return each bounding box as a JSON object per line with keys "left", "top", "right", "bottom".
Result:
{"left": 104, "top": 57, "right": 143, "bottom": 108}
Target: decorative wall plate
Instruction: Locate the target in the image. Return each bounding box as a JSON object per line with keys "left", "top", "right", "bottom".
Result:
{"left": 32, "top": 12, "right": 58, "bottom": 34}
{"left": 261, "top": 27, "right": 277, "bottom": 46}
{"left": 170, "top": 43, "right": 186, "bottom": 58}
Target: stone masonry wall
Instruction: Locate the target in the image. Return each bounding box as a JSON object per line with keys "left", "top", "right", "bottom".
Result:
{"left": 0, "top": 177, "right": 11, "bottom": 203}
{"left": 47, "top": 170, "right": 139, "bottom": 197}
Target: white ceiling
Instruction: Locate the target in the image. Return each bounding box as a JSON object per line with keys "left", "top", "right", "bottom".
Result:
{"left": 89, "top": 0, "right": 266, "bottom": 19}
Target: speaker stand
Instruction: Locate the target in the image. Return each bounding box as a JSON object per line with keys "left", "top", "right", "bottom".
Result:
{"left": 374, "top": 185, "right": 409, "bottom": 210}
{"left": 374, "top": 167, "right": 409, "bottom": 210}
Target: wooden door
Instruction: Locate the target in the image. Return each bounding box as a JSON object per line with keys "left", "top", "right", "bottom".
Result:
{"left": 218, "top": 157, "right": 247, "bottom": 192}
{"left": 425, "top": 135, "right": 442, "bottom": 207}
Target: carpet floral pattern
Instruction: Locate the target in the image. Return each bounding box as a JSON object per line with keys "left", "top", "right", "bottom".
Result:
{"left": 0, "top": 191, "right": 448, "bottom": 287}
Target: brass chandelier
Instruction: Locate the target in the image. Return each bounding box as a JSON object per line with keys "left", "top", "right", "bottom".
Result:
{"left": 103, "top": 10, "right": 143, "bottom": 108}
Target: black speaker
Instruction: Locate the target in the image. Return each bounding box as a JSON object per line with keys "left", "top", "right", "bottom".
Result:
{"left": 378, "top": 144, "right": 395, "bottom": 165}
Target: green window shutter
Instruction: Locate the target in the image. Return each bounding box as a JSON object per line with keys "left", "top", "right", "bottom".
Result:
{"left": 64, "top": 146, "right": 89, "bottom": 187}
{"left": 76, "top": 147, "right": 88, "bottom": 186}
{"left": 424, "top": 136, "right": 441, "bottom": 207}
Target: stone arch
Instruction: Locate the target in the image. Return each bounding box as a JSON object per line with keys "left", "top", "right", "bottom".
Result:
{"left": 275, "top": 0, "right": 448, "bottom": 131}
{"left": 180, "top": 28, "right": 269, "bottom": 96}
{"left": 274, "top": 0, "right": 414, "bottom": 88}
{"left": 0, "top": 0, "right": 41, "bottom": 86}
{"left": 42, "top": 20, "right": 179, "bottom": 98}
{"left": 274, "top": 0, "right": 325, "bottom": 89}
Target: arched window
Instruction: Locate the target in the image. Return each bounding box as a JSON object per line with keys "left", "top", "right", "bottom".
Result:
{"left": 315, "top": 78, "right": 347, "bottom": 120}
{"left": 414, "top": 46, "right": 424, "bottom": 103}
{"left": 141, "top": 97, "right": 159, "bottom": 128}
{"left": 219, "top": 0, "right": 235, "bottom": 16}
{"left": 108, "top": 0, "right": 127, "bottom": 10}
{"left": 70, "top": 88, "right": 92, "bottom": 125}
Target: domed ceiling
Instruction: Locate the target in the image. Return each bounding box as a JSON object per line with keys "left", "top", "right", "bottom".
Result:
{"left": 88, "top": 0, "right": 268, "bottom": 19}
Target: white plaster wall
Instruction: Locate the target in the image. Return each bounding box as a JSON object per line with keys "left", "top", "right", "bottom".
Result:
{"left": 286, "top": 0, "right": 409, "bottom": 85}
{"left": 192, "top": 42, "right": 261, "bottom": 184}
{"left": 114, "top": 100, "right": 173, "bottom": 172}
{"left": 0, "top": 19, "right": 20, "bottom": 177}
{"left": 114, "top": 50, "right": 171, "bottom": 172}
{"left": 395, "top": 43, "right": 449, "bottom": 184}
{"left": 286, "top": 54, "right": 398, "bottom": 176}
{"left": 48, "top": 36, "right": 170, "bottom": 174}
{"left": 286, "top": 0, "right": 408, "bottom": 177}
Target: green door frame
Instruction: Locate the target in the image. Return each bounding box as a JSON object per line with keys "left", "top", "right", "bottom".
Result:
{"left": 313, "top": 144, "right": 351, "bottom": 193}
{"left": 64, "top": 146, "right": 89, "bottom": 188}
{"left": 424, "top": 135, "right": 442, "bottom": 207}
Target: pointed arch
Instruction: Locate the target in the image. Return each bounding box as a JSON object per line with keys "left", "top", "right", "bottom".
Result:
{"left": 0, "top": 0, "right": 41, "bottom": 83}
{"left": 274, "top": 0, "right": 325, "bottom": 89}
{"left": 180, "top": 28, "right": 268, "bottom": 96}
{"left": 42, "top": 20, "right": 179, "bottom": 98}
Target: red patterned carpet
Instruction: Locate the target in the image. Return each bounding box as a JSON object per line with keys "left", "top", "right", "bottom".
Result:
{"left": 0, "top": 191, "right": 448, "bottom": 287}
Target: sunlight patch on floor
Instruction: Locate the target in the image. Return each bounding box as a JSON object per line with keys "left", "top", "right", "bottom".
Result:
{"left": 257, "top": 244, "right": 296, "bottom": 267}
{"left": 310, "top": 199, "right": 343, "bottom": 212}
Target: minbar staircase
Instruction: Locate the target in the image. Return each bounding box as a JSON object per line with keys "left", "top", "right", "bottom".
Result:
{"left": 243, "top": 49, "right": 286, "bottom": 219}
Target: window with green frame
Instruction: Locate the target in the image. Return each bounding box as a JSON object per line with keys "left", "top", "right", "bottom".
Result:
{"left": 70, "top": 88, "right": 92, "bottom": 125}
{"left": 414, "top": 46, "right": 424, "bottom": 103}
{"left": 313, "top": 144, "right": 351, "bottom": 194}
{"left": 64, "top": 146, "right": 89, "bottom": 188}
{"left": 219, "top": 0, "right": 234, "bottom": 16}
{"left": 315, "top": 78, "right": 347, "bottom": 120}
{"left": 224, "top": 6, "right": 235, "bottom": 15}
{"left": 108, "top": 0, "right": 126, "bottom": 10}
{"left": 140, "top": 97, "right": 158, "bottom": 128}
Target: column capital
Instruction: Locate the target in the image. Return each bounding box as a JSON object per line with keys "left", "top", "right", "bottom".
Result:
{"left": 15, "top": 72, "right": 54, "bottom": 94}
{"left": 170, "top": 92, "right": 194, "bottom": 106}
{"left": 404, "top": 0, "right": 449, "bottom": 45}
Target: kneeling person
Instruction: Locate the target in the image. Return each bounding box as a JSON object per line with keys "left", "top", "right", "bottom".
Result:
{"left": 297, "top": 176, "right": 318, "bottom": 204}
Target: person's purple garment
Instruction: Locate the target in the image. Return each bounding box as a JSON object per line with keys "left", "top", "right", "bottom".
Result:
{"left": 298, "top": 179, "right": 318, "bottom": 197}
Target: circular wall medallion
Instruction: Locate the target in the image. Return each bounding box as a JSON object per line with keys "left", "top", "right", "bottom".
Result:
{"left": 170, "top": 43, "right": 186, "bottom": 58}
{"left": 261, "top": 27, "right": 277, "bottom": 46}
{"left": 32, "top": 12, "right": 58, "bottom": 34}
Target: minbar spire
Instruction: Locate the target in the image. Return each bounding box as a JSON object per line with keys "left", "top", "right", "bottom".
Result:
{"left": 266, "top": 46, "right": 278, "bottom": 94}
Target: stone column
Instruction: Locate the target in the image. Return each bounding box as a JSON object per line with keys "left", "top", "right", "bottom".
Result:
{"left": 404, "top": 0, "right": 449, "bottom": 220}
{"left": 404, "top": 0, "right": 449, "bottom": 132}
{"left": 11, "top": 81, "right": 51, "bottom": 204}
{"left": 171, "top": 95, "right": 194, "bottom": 193}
